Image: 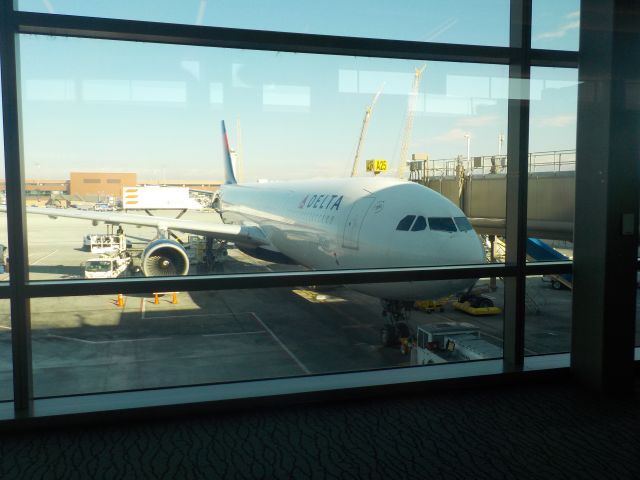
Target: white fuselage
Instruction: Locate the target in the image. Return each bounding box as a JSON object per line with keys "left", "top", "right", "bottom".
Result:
{"left": 218, "top": 177, "right": 485, "bottom": 301}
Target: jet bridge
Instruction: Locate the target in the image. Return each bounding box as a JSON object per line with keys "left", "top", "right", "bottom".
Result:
{"left": 418, "top": 171, "right": 576, "bottom": 241}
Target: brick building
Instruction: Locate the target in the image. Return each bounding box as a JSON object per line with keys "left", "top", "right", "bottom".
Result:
{"left": 69, "top": 172, "right": 137, "bottom": 198}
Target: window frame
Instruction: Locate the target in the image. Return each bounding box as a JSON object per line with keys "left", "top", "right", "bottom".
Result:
{"left": 396, "top": 215, "right": 417, "bottom": 231}
{"left": 0, "top": 1, "right": 577, "bottom": 418}
{"left": 411, "top": 216, "right": 427, "bottom": 232}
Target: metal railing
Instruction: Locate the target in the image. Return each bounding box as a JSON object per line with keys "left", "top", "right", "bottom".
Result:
{"left": 408, "top": 149, "right": 576, "bottom": 179}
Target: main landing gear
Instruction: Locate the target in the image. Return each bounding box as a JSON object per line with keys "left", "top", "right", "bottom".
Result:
{"left": 197, "top": 238, "right": 228, "bottom": 273}
{"left": 380, "top": 299, "right": 413, "bottom": 347}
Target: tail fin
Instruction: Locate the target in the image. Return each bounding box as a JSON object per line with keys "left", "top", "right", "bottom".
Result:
{"left": 221, "top": 120, "right": 238, "bottom": 185}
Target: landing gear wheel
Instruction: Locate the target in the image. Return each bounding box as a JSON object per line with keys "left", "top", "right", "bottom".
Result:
{"left": 380, "top": 299, "right": 413, "bottom": 348}
{"left": 476, "top": 297, "right": 494, "bottom": 308}
{"left": 380, "top": 325, "right": 397, "bottom": 347}
{"left": 396, "top": 322, "right": 410, "bottom": 339}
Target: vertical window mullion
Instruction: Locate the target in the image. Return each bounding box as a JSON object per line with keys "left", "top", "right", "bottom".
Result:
{"left": 0, "top": 2, "right": 33, "bottom": 413}
{"left": 504, "top": 0, "right": 532, "bottom": 370}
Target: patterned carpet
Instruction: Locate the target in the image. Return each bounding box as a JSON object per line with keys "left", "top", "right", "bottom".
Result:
{"left": 0, "top": 378, "right": 638, "bottom": 479}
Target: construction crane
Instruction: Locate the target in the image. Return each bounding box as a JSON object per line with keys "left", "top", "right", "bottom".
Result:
{"left": 350, "top": 84, "right": 384, "bottom": 177}
{"left": 397, "top": 64, "right": 427, "bottom": 178}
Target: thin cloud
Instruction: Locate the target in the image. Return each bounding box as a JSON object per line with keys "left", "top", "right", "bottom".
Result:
{"left": 458, "top": 115, "right": 498, "bottom": 127}
{"left": 43, "top": 0, "right": 55, "bottom": 13}
{"left": 536, "top": 114, "right": 576, "bottom": 128}
{"left": 536, "top": 11, "right": 580, "bottom": 40}
{"left": 421, "top": 18, "right": 458, "bottom": 42}
{"left": 430, "top": 128, "right": 468, "bottom": 144}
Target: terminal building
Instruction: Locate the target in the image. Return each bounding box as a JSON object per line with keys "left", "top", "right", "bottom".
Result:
{"left": 0, "top": 173, "right": 221, "bottom": 206}
{"left": 69, "top": 172, "right": 137, "bottom": 198}
{"left": 0, "top": 2, "right": 638, "bottom": 478}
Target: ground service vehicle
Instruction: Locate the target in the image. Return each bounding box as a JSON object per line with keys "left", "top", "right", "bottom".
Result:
{"left": 83, "top": 234, "right": 130, "bottom": 254}
{"left": 84, "top": 253, "right": 132, "bottom": 279}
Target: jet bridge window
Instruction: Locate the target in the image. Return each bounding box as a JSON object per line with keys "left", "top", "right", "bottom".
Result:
{"left": 454, "top": 216, "right": 473, "bottom": 232}
{"left": 411, "top": 216, "right": 427, "bottom": 231}
{"left": 396, "top": 215, "right": 416, "bottom": 231}
{"left": 428, "top": 217, "right": 457, "bottom": 232}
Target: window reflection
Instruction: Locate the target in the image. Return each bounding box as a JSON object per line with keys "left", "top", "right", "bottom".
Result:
{"left": 18, "top": 0, "right": 510, "bottom": 46}
{"left": 31, "top": 280, "right": 504, "bottom": 397}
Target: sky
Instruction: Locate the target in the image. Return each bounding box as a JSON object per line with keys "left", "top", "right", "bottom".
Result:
{"left": 9, "top": 1, "right": 580, "bottom": 182}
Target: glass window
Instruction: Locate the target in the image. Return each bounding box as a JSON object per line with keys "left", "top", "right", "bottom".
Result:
{"left": 528, "top": 67, "right": 578, "bottom": 262}
{"left": 525, "top": 274, "right": 571, "bottom": 356}
{"left": 637, "top": 274, "right": 640, "bottom": 348}
{"left": 454, "top": 216, "right": 473, "bottom": 232}
{"left": 31, "top": 279, "right": 503, "bottom": 397}
{"left": 532, "top": 0, "right": 580, "bottom": 51}
{"left": 411, "top": 216, "right": 426, "bottom": 231}
{"left": 18, "top": 35, "right": 508, "bottom": 276}
{"left": 428, "top": 217, "right": 457, "bottom": 232}
{"left": 18, "top": 1, "right": 510, "bottom": 47}
{"left": 0, "top": 298, "right": 10, "bottom": 402}
{"left": 0, "top": 69, "right": 9, "bottom": 287}
{"left": 397, "top": 215, "right": 416, "bottom": 231}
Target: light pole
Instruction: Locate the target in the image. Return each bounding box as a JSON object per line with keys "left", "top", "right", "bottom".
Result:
{"left": 464, "top": 134, "right": 471, "bottom": 171}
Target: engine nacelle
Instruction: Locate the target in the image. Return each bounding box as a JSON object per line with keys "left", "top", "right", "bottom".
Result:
{"left": 141, "top": 239, "right": 190, "bottom": 276}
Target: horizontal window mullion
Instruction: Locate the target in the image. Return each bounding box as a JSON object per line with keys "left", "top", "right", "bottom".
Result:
{"left": 14, "top": 11, "right": 511, "bottom": 64}
{"left": 530, "top": 49, "right": 578, "bottom": 68}
{"left": 11, "top": 12, "right": 578, "bottom": 67}
{"left": 524, "top": 261, "right": 573, "bottom": 275}
{"left": 25, "top": 264, "right": 513, "bottom": 298}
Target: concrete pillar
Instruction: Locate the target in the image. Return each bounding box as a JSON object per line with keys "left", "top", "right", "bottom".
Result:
{"left": 571, "top": 0, "right": 639, "bottom": 392}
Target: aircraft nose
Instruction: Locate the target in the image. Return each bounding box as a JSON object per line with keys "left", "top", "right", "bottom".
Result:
{"left": 435, "top": 232, "right": 485, "bottom": 266}
{"left": 463, "top": 234, "right": 486, "bottom": 264}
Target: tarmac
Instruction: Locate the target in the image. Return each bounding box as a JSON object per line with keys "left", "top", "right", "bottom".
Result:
{"left": 0, "top": 209, "right": 636, "bottom": 401}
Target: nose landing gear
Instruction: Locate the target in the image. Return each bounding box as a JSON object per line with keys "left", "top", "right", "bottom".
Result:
{"left": 380, "top": 299, "right": 413, "bottom": 347}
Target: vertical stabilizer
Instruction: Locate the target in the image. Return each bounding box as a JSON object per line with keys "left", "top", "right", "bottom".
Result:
{"left": 221, "top": 120, "right": 238, "bottom": 185}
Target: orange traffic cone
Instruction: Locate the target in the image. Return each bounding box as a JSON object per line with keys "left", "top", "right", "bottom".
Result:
{"left": 116, "top": 294, "right": 124, "bottom": 307}
{"left": 154, "top": 293, "right": 160, "bottom": 304}
{"left": 171, "top": 292, "right": 178, "bottom": 304}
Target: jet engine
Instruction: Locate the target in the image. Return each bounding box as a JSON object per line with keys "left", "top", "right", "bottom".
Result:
{"left": 141, "top": 239, "right": 190, "bottom": 276}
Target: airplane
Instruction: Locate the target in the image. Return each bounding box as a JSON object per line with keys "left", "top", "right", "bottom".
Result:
{"left": 2, "top": 121, "right": 487, "bottom": 346}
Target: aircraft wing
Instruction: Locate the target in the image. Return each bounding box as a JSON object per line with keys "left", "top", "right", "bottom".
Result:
{"left": 5, "top": 206, "right": 269, "bottom": 246}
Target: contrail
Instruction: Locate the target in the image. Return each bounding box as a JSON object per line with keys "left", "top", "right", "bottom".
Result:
{"left": 196, "top": 0, "right": 207, "bottom": 25}
{"left": 43, "top": 0, "right": 55, "bottom": 14}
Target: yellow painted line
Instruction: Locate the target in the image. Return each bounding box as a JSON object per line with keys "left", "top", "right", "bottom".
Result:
{"left": 292, "top": 289, "right": 346, "bottom": 303}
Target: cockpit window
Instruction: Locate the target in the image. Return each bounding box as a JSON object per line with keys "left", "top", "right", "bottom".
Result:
{"left": 428, "top": 217, "right": 457, "bottom": 232}
{"left": 411, "top": 215, "right": 427, "bottom": 231}
{"left": 396, "top": 215, "right": 416, "bottom": 231}
{"left": 454, "top": 216, "right": 473, "bottom": 232}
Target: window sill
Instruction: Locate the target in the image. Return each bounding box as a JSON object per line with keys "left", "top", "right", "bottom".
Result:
{"left": 0, "top": 354, "right": 571, "bottom": 429}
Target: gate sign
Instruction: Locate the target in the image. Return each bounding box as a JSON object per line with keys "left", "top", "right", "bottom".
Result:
{"left": 366, "top": 159, "right": 388, "bottom": 174}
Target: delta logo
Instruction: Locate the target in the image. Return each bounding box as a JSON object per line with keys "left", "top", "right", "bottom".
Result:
{"left": 298, "top": 194, "right": 344, "bottom": 210}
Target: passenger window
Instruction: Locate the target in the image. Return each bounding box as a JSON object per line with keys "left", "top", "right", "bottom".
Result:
{"left": 396, "top": 215, "right": 416, "bottom": 231}
{"left": 411, "top": 216, "right": 426, "bottom": 231}
{"left": 454, "top": 216, "right": 473, "bottom": 232}
{"left": 428, "top": 217, "right": 457, "bottom": 232}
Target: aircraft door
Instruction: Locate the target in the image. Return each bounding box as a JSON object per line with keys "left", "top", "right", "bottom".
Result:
{"left": 342, "top": 197, "right": 375, "bottom": 249}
